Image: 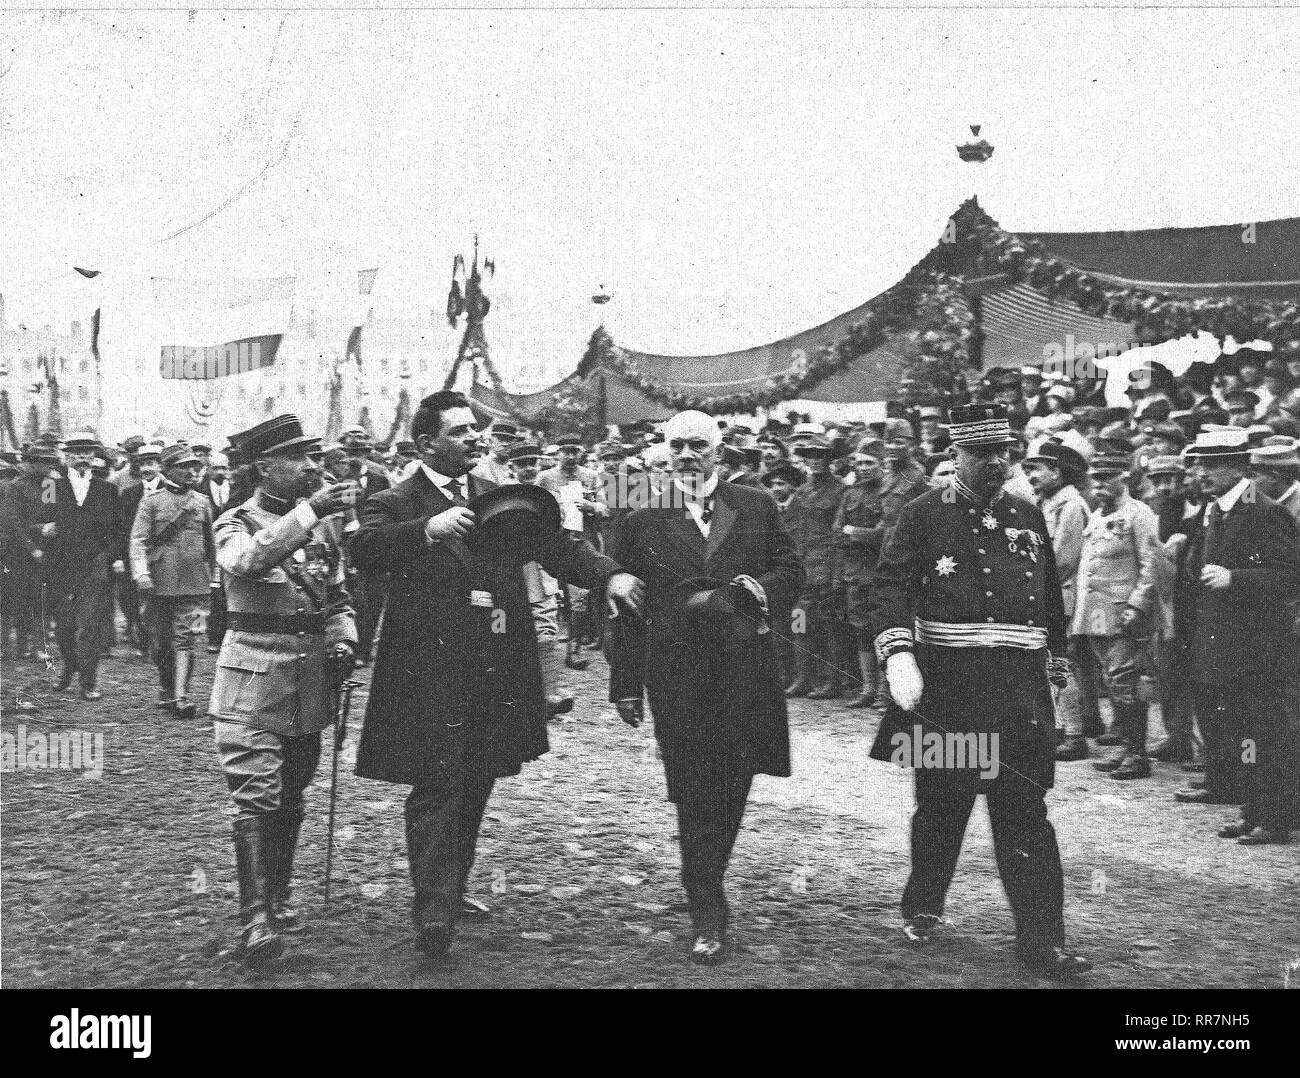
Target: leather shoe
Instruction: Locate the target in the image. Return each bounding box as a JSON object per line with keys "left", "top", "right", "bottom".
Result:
{"left": 1095, "top": 729, "right": 1124, "bottom": 746}
{"left": 903, "top": 914, "right": 941, "bottom": 945}
{"left": 1091, "top": 754, "right": 1122, "bottom": 772}
{"left": 241, "top": 913, "right": 283, "bottom": 969}
{"left": 460, "top": 896, "right": 492, "bottom": 919}
{"left": 1175, "top": 788, "right": 1233, "bottom": 804}
{"left": 842, "top": 691, "right": 876, "bottom": 709}
{"left": 1055, "top": 736, "right": 1089, "bottom": 761}
{"left": 1238, "top": 826, "right": 1290, "bottom": 846}
{"left": 689, "top": 935, "right": 725, "bottom": 966}
{"left": 416, "top": 923, "right": 452, "bottom": 959}
{"left": 1217, "top": 819, "right": 1253, "bottom": 839}
{"left": 174, "top": 698, "right": 197, "bottom": 718}
{"left": 806, "top": 684, "right": 842, "bottom": 700}
{"left": 1019, "top": 946, "right": 1092, "bottom": 981}
{"left": 784, "top": 678, "right": 811, "bottom": 698}
{"left": 1111, "top": 756, "right": 1151, "bottom": 780}
{"left": 54, "top": 668, "right": 76, "bottom": 691}
{"left": 1149, "top": 739, "right": 1189, "bottom": 763}
{"left": 80, "top": 688, "right": 102, "bottom": 701}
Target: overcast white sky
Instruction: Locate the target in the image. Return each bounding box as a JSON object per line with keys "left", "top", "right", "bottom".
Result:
{"left": 3, "top": 6, "right": 1300, "bottom": 389}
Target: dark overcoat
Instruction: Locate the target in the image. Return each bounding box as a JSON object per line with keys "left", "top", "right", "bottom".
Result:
{"left": 606, "top": 479, "right": 805, "bottom": 801}
{"left": 1173, "top": 481, "right": 1300, "bottom": 684}
{"left": 349, "top": 469, "right": 619, "bottom": 786}
{"left": 44, "top": 475, "right": 122, "bottom": 592}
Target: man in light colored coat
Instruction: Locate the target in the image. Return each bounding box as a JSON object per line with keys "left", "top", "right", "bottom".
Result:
{"left": 1065, "top": 451, "right": 1162, "bottom": 778}
{"left": 129, "top": 443, "right": 215, "bottom": 716}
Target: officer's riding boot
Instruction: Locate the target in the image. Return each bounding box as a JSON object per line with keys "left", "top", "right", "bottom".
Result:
{"left": 844, "top": 648, "right": 879, "bottom": 708}
{"left": 156, "top": 658, "right": 176, "bottom": 710}
{"left": 173, "top": 651, "right": 197, "bottom": 718}
{"left": 1112, "top": 703, "right": 1151, "bottom": 779}
{"left": 266, "top": 806, "right": 305, "bottom": 933}
{"left": 232, "top": 817, "right": 283, "bottom": 968}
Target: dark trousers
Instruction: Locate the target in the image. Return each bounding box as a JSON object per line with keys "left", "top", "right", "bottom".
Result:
{"left": 404, "top": 727, "right": 495, "bottom": 933}
{"left": 673, "top": 770, "right": 753, "bottom": 936}
{"left": 1209, "top": 677, "right": 1297, "bottom": 831}
{"left": 0, "top": 568, "right": 41, "bottom": 653}
{"left": 117, "top": 575, "right": 146, "bottom": 650}
{"left": 901, "top": 765, "right": 1065, "bottom": 955}
{"left": 352, "top": 573, "right": 387, "bottom": 661}
{"left": 206, "top": 582, "right": 227, "bottom": 646}
{"left": 1193, "top": 680, "right": 1251, "bottom": 802}
{"left": 54, "top": 579, "right": 113, "bottom": 689}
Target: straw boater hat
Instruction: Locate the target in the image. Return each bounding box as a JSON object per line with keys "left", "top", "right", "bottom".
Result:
{"left": 1184, "top": 425, "right": 1251, "bottom": 462}
{"left": 946, "top": 403, "right": 1017, "bottom": 447}
{"left": 1250, "top": 435, "right": 1300, "bottom": 469}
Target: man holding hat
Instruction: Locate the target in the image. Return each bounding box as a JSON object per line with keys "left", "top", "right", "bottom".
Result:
{"left": 207, "top": 414, "right": 359, "bottom": 966}
{"left": 868, "top": 403, "right": 1091, "bottom": 980}
{"left": 1172, "top": 426, "right": 1300, "bottom": 844}
{"left": 44, "top": 432, "right": 125, "bottom": 700}
{"left": 349, "top": 391, "right": 643, "bottom": 960}
{"left": 606, "top": 408, "right": 803, "bottom": 965}
{"left": 1063, "top": 449, "right": 1162, "bottom": 777}
{"left": 129, "top": 444, "right": 216, "bottom": 716}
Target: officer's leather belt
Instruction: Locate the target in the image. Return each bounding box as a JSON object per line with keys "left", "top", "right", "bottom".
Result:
{"left": 915, "top": 618, "right": 1047, "bottom": 650}
{"left": 226, "top": 612, "right": 327, "bottom": 635}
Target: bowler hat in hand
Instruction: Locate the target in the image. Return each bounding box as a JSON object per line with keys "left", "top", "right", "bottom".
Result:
{"left": 668, "top": 577, "right": 765, "bottom": 651}
{"left": 466, "top": 484, "right": 562, "bottom": 566}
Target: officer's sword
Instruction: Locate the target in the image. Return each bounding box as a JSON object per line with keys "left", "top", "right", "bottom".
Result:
{"left": 323, "top": 678, "right": 361, "bottom": 906}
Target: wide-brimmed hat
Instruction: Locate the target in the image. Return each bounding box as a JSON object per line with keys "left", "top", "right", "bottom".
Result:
{"left": 760, "top": 462, "right": 804, "bottom": 488}
{"left": 160, "top": 443, "right": 201, "bottom": 470}
{"left": 792, "top": 436, "right": 833, "bottom": 456}
{"left": 947, "top": 403, "right": 1016, "bottom": 447}
{"left": 1143, "top": 454, "right": 1186, "bottom": 477}
{"left": 466, "top": 484, "right": 562, "bottom": 565}
{"left": 61, "top": 431, "right": 101, "bottom": 453}
{"left": 1250, "top": 435, "right": 1300, "bottom": 469}
{"left": 667, "top": 577, "right": 765, "bottom": 651}
{"left": 234, "top": 414, "right": 322, "bottom": 459}
{"left": 1185, "top": 425, "right": 1251, "bottom": 462}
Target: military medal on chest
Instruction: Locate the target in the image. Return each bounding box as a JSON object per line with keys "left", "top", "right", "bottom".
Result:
{"left": 981, "top": 510, "right": 999, "bottom": 531}
{"left": 298, "top": 542, "right": 333, "bottom": 580}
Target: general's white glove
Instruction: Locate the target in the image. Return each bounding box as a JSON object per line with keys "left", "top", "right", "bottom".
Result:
{"left": 885, "top": 651, "right": 924, "bottom": 712}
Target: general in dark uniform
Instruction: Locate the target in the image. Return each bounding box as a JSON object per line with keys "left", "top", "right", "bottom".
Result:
{"left": 867, "top": 403, "right": 1091, "bottom": 980}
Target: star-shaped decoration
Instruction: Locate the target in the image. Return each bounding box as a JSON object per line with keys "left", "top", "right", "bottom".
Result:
{"left": 982, "top": 511, "right": 999, "bottom": 531}
{"left": 935, "top": 555, "right": 958, "bottom": 577}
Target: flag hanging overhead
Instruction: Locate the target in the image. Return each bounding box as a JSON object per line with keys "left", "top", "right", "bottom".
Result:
{"left": 347, "top": 268, "right": 378, "bottom": 367}
{"left": 152, "top": 276, "right": 295, "bottom": 379}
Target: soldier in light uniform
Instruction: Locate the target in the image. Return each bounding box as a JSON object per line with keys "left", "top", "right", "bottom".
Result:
{"left": 129, "top": 443, "right": 215, "bottom": 716}
{"left": 868, "top": 403, "right": 1091, "bottom": 981}
{"left": 208, "top": 415, "right": 359, "bottom": 967}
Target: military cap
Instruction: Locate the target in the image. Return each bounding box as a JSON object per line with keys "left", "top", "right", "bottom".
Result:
{"left": 1024, "top": 437, "right": 1088, "bottom": 477}
{"left": 947, "top": 403, "right": 1015, "bottom": 447}
{"left": 1223, "top": 389, "right": 1260, "bottom": 412}
{"left": 507, "top": 442, "right": 541, "bottom": 463}
{"left": 234, "top": 414, "right": 322, "bottom": 459}
{"left": 853, "top": 437, "right": 887, "bottom": 460}
{"left": 1143, "top": 454, "right": 1185, "bottom": 477}
{"left": 760, "top": 462, "right": 805, "bottom": 488}
{"left": 61, "top": 431, "right": 101, "bottom": 452}
{"left": 160, "top": 443, "right": 200, "bottom": 470}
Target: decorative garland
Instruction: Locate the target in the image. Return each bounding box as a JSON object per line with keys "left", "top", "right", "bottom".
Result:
{"left": 580, "top": 269, "right": 979, "bottom": 415}
{"left": 964, "top": 199, "right": 1300, "bottom": 355}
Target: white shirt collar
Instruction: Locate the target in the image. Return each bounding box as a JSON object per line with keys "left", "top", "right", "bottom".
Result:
{"left": 421, "top": 462, "right": 467, "bottom": 494}
{"left": 1281, "top": 480, "right": 1300, "bottom": 505}
{"left": 671, "top": 470, "right": 719, "bottom": 502}
{"left": 1214, "top": 477, "right": 1253, "bottom": 515}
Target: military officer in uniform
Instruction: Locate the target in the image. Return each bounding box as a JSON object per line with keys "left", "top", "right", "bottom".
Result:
{"left": 129, "top": 443, "right": 215, "bottom": 716}
{"left": 783, "top": 437, "right": 847, "bottom": 698}
{"left": 208, "top": 414, "right": 359, "bottom": 967}
{"left": 868, "top": 403, "right": 1091, "bottom": 980}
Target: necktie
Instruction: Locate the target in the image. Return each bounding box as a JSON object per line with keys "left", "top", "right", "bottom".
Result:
{"left": 700, "top": 497, "right": 714, "bottom": 526}
{"left": 451, "top": 478, "right": 468, "bottom": 503}
{"left": 1203, "top": 503, "right": 1222, "bottom": 564}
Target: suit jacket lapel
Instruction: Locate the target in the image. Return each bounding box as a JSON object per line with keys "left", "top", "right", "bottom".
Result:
{"left": 705, "top": 485, "right": 737, "bottom": 560}
{"left": 655, "top": 506, "right": 707, "bottom": 563}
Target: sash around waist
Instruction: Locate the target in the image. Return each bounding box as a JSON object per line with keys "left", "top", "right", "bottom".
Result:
{"left": 914, "top": 618, "right": 1047, "bottom": 650}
